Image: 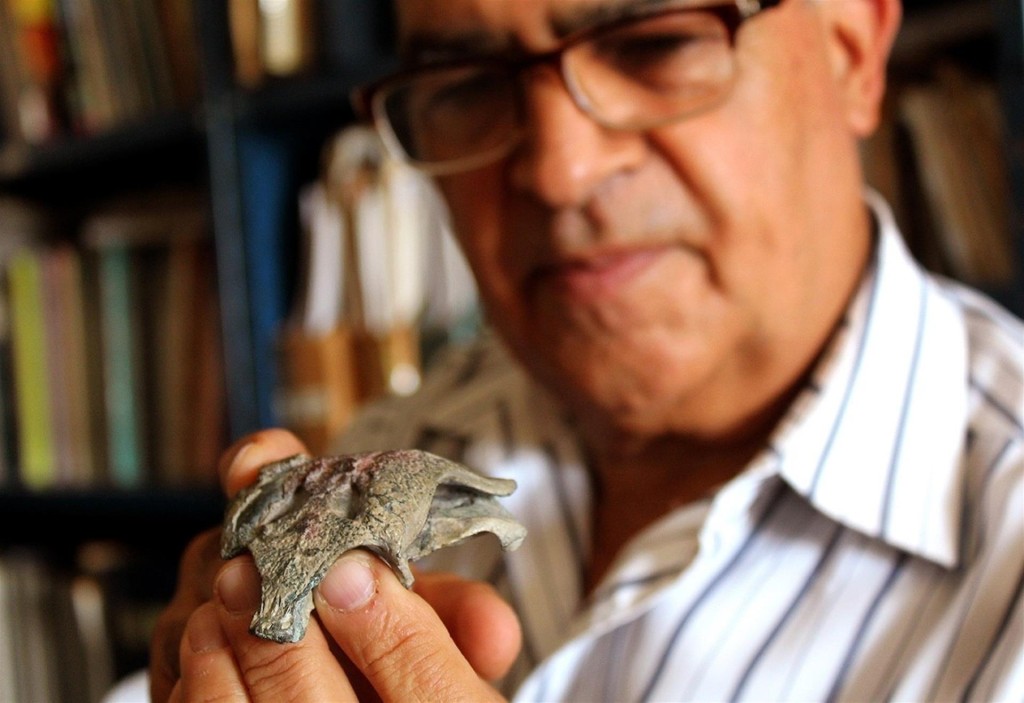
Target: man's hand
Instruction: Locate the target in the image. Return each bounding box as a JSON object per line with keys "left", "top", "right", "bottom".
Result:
{"left": 149, "top": 429, "right": 521, "bottom": 702}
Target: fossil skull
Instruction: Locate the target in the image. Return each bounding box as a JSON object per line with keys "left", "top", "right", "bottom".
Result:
{"left": 221, "top": 449, "right": 526, "bottom": 643}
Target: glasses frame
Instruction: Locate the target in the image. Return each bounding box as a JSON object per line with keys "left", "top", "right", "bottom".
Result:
{"left": 352, "top": 0, "right": 782, "bottom": 174}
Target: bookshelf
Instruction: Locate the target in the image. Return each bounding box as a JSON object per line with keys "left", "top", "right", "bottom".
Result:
{"left": 0, "top": 0, "right": 1019, "bottom": 698}
{"left": 0, "top": 0, "right": 397, "bottom": 694}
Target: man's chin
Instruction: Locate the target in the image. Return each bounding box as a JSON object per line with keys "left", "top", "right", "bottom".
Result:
{"left": 538, "top": 364, "right": 687, "bottom": 438}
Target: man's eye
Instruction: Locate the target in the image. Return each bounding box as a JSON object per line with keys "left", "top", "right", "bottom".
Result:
{"left": 598, "top": 32, "right": 711, "bottom": 72}
{"left": 424, "top": 75, "right": 495, "bottom": 114}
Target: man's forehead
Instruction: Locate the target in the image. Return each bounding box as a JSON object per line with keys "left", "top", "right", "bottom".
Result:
{"left": 395, "top": 0, "right": 685, "bottom": 61}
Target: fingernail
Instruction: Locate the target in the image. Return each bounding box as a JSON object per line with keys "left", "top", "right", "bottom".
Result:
{"left": 216, "top": 560, "right": 261, "bottom": 614}
{"left": 228, "top": 441, "right": 253, "bottom": 471}
{"left": 188, "top": 609, "right": 228, "bottom": 653}
{"left": 318, "top": 551, "right": 377, "bottom": 612}
{"left": 223, "top": 441, "right": 255, "bottom": 495}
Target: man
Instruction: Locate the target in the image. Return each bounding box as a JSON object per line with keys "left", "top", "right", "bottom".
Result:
{"left": 149, "top": 0, "right": 1023, "bottom": 700}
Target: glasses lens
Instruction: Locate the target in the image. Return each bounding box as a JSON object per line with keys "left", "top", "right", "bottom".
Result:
{"left": 565, "top": 9, "right": 735, "bottom": 128}
{"left": 376, "top": 65, "right": 519, "bottom": 169}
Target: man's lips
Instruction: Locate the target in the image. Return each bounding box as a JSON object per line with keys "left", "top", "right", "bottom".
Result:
{"left": 529, "top": 246, "right": 673, "bottom": 300}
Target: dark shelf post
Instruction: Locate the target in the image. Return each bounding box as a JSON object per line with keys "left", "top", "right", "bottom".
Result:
{"left": 195, "top": 2, "right": 262, "bottom": 438}
{"left": 996, "top": 0, "right": 1024, "bottom": 315}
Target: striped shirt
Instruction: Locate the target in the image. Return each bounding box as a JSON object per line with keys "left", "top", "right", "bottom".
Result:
{"left": 338, "top": 193, "right": 1024, "bottom": 702}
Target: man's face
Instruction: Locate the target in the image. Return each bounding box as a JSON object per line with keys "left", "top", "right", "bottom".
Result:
{"left": 396, "top": 0, "right": 876, "bottom": 442}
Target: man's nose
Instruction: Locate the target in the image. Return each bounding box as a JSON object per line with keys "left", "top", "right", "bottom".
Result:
{"left": 507, "top": 67, "right": 645, "bottom": 208}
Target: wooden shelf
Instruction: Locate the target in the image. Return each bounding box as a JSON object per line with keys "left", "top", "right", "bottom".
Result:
{"left": 224, "top": 61, "right": 395, "bottom": 127}
{"left": 0, "top": 111, "right": 202, "bottom": 185}
{"left": 0, "top": 487, "right": 224, "bottom": 551}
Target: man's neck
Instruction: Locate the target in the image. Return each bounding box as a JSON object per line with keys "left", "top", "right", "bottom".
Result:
{"left": 581, "top": 423, "right": 776, "bottom": 592}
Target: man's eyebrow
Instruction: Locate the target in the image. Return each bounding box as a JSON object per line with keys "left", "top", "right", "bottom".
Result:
{"left": 550, "top": 0, "right": 688, "bottom": 38}
{"left": 399, "top": 0, "right": 691, "bottom": 65}
{"left": 399, "top": 29, "right": 512, "bottom": 65}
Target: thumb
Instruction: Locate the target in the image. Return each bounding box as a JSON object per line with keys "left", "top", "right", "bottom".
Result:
{"left": 313, "top": 550, "right": 505, "bottom": 702}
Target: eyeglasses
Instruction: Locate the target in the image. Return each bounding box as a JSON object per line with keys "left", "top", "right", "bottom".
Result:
{"left": 352, "top": 0, "right": 782, "bottom": 175}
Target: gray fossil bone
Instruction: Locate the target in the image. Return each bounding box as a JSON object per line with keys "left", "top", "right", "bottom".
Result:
{"left": 221, "top": 449, "right": 527, "bottom": 643}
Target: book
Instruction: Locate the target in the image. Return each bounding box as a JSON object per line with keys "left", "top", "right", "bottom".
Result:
{"left": 186, "top": 268, "right": 227, "bottom": 483}
{"left": 228, "top": 0, "right": 316, "bottom": 86}
{"left": 0, "top": 552, "right": 14, "bottom": 703}
{"left": 132, "top": 242, "right": 170, "bottom": 481}
{"left": 154, "top": 239, "right": 196, "bottom": 484}
{"left": 238, "top": 131, "right": 298, "bottom": 429}
{"left": 6, "top": 246, "right": 56, "bottom": 489}
{"left": 0, "top": 0, "right": 27, "bottom": 142}
{"left": 3, "top": 0, "right": 65, "bottom": 143}
{"left": 898, "top": 65, "right": 1017, "bottom": 286}
{"left": 93, "top": 242, "right": 146, "bottom": 487}
{"left": 156, "top": 0, "right": 200, "bottom": 107}
{"left": 70, "top": 574, "right": 115, "bottom": 703}
{"left": 92, "top": 0, "right": 146, "bottom": 120}
{"left": 155, "top": 236, "right": 225, "bottom": 485}
{"left": 129, "top": 0, "right": 177, "bottom": 112}
{"left": 57, "top": 0, "right": 118, "bottom": 132}
{"left": 228, "top": 0, "right": 263, "bottom": 87}
{"left": 48, "top": 558, "right": 91, "bottom": 703}
{"left": 5, "top": 551, "right": 60, "bottom": 701}
{"left": 40, "top": 243, "right": 94, "bottom": 486}
{"left": 258, "top": 0, "right": 315, "bottom": 78}
{"left": 78, "top": 246, "right": 110, "bottom": 481}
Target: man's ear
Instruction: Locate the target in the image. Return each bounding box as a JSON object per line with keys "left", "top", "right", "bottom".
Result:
{"left": 820, "top": 0, "right": 903, "bottom": 137}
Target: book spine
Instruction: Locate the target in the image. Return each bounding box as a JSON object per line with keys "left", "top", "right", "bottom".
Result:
{"left": 238, "top": 132, "right": 296, "bottom": 429}
{"left": 257, "top": 0, "right": 315, "bottom": 78}
{"left": 5, "top": 0, "right": 65, "bottom": 142}
{"left": 97, "top": 246, "right": 143, "bottom": 488}
{"left": 156, "top": 0, "right": 201, "bottom": 107}
{"left": 40, "top": 246, "right": 75, "bottom": 485}
{"left": 54, "top": 246, "right": 95, "bottom": 485}
{"left": 6, "top": 249, "right": 54, "bottom": 489}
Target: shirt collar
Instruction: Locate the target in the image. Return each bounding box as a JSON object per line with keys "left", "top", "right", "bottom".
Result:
{"left": 770, "top": 190, "right": 969, "bottom": 568}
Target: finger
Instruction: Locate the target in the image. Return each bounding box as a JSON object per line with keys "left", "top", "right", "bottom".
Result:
{"left": 149, "top": 528, "right": 223, "bottom": 703}
{"left": 151, "top": 429, "right": 309, "bottom": 703}
{"left": 313, "top": 550, "right": 505, "bottom": 702}
{"left": 212, "top": 556, "right": 359, "bottom": 702}
{"left": 217, "top": 429, "right": 309, "bottom": 498}
{"left": 413, "top": 571, "right": 521, "bottom": 682}
{"left": 176, "top": 602, "right": 248, "bottom": 702}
